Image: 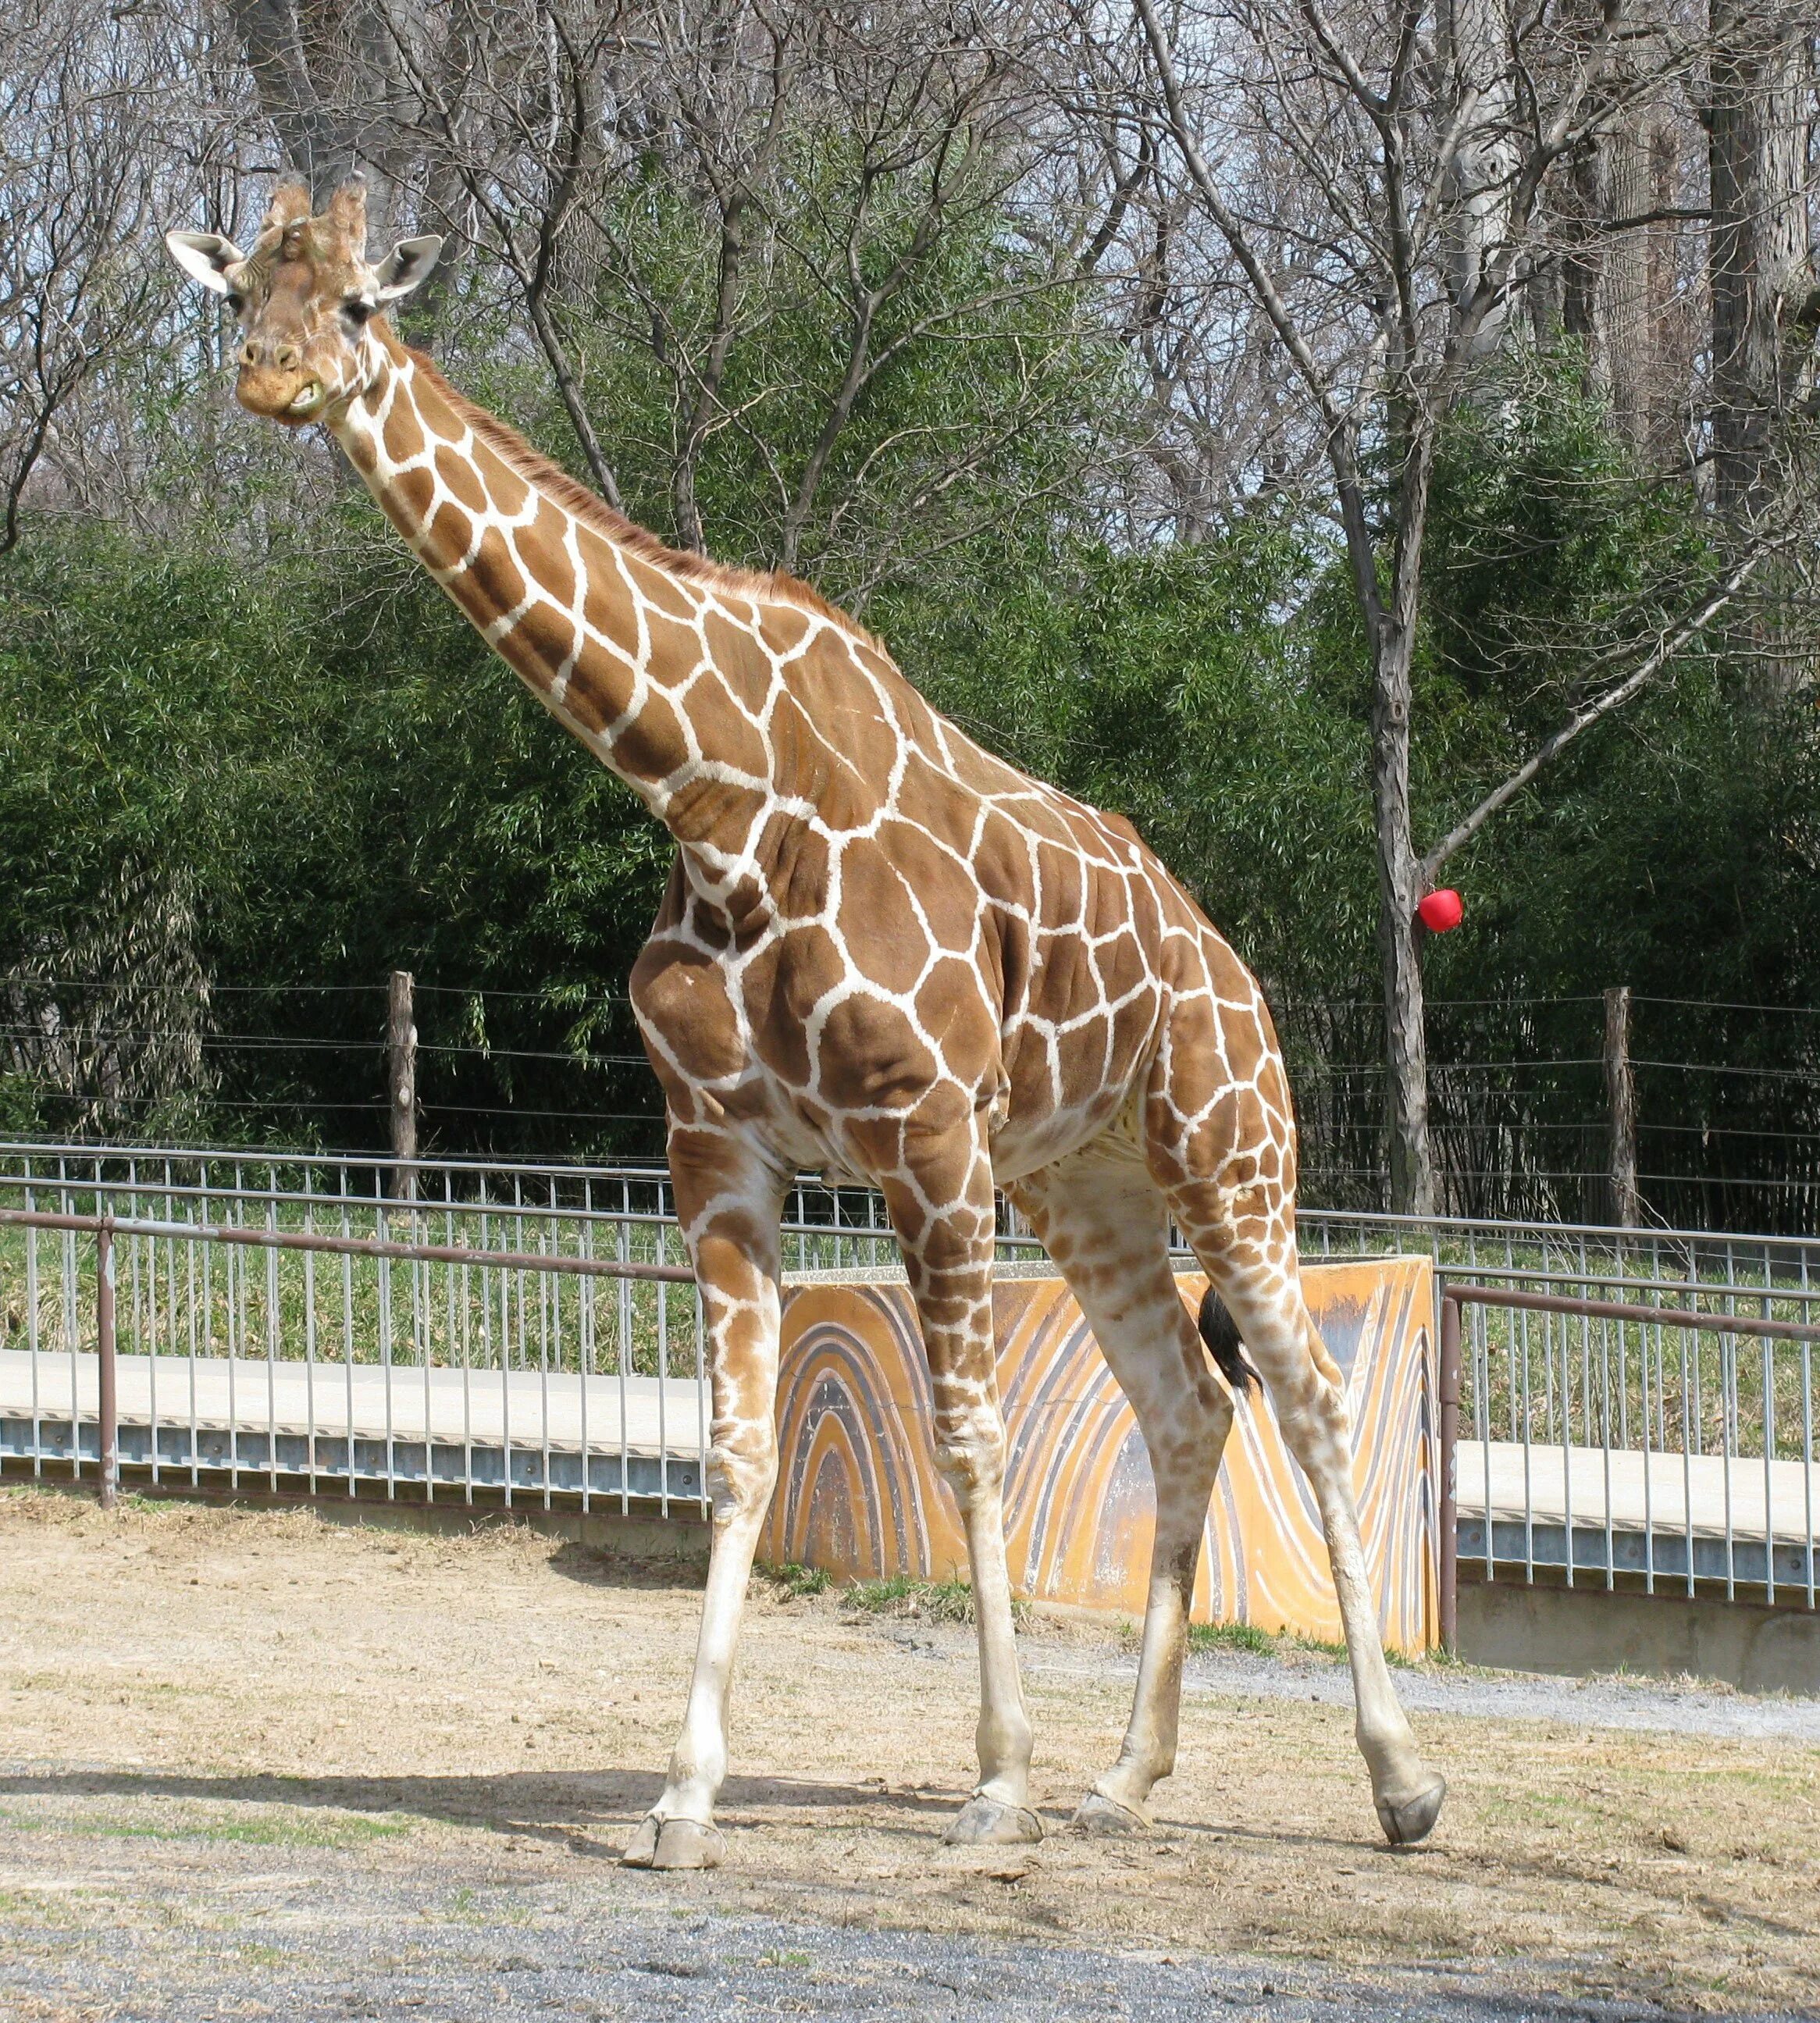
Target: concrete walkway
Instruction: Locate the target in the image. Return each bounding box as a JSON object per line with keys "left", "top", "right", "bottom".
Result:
{"left": 1456, "top": 1437, "right": 1816, "bottom": 1542}
{"left": 0, "top": 1348, "right": 708, "bottom": 1461}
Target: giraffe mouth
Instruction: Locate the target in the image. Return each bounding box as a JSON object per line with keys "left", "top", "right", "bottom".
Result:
{"left": 286, "top": 382, "right": 326, "bottom": 418}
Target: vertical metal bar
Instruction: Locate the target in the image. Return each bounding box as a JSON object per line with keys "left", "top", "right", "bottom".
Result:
{"left": 265, "top": 1175, "right": 280, "bottom": 1494}
{"left": 1438, "top": 1290, "right": 1459, "bottom": 1656}
{"left": 1519, "top": 1301, "right": 1533, "bottom": 1584}
{"left": 97, "top": 1216, "right": 117, "bottom": 1512}
{"left": 1599, "top": 1304, "right": 1615, "bottom": 1590}
{"left": 1801, "top": 1242, "right": 1815, "bottom": 1610}
{"left": 186, "top": 1182, "right": 200, "bottom": 1488}
{"left": 540, "top": 1181, "right": 554, "bottom": 1511}
{"left": 622, "top": 1186, "right": 635, "bottom": 1519}
{"left": 25, "top": 1167, "right": 41, "bottom": 1480}
{"left": 694, "top": 1220, "right": 709, "bottom": 1520}
{"left": 580, "top": 1180, "right": 593, "bottom": 1515}
{"left": 1762, "top": 1328, "right": 1776, "bottom": 1606}
{"left": 62, "top": 1159, "right": 77, "bottom": 1485}
{"left": 379, "top": 1172, "right": 395, "bottom": 1501}
{"left": 420, "top": 1187, "right": 433, "bottom": 1508}
{"left": 1641, "top": 1305, "right": 1656, "bottom": 1597}
{"left": 143, "top": 1160, "right": 162, "bottom": 1486}
{"left": 1722, "top": 1323, "right": 1736, "bottom": 1602}
{"left": 443, "top": 1169, "right": 458, "bottom": 1507}
{"left": 1559, "top": 1310, "right": 1575, "bottom": 1590}
{"left": 304, "top": 1173, "right": 319, "bottom": 1495}
{"left": 341, "top": 1174, "right": 356, "bottom": 1498}
{"left": 1680, "top": 1319, "right": 1696, "bottom": 1599}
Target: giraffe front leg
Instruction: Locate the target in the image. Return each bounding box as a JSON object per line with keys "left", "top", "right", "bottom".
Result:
{"left": 1013, "top": 1156, "right": 1234, "bottom": 1835}
{"left": 622, "top": 1134, "right": 785, "bottom": 1872}
{"left": 875, "top": 1125, "right": 1039, "bottom": 1850}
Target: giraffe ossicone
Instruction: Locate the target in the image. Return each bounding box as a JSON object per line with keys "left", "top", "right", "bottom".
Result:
{"left": 166, "top": 179, "right": 1445, "bottom": 1865}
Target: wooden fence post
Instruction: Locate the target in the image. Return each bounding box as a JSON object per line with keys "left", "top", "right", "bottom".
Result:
{"left": 387, "top": 970, "right": 418, "bottom": 1200}
{"left": 1604, "top": 985, "right": 1638, "bottom": 1227}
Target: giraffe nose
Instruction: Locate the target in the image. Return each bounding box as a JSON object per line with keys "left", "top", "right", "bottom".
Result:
{"left": 237, "top": 339, "right": 303, "bottom": 370}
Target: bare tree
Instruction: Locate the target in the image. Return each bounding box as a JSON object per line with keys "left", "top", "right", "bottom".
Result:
{"left": 386, "top": 0, "right": 1129, "bottom": 591}
{"left": 0, "top": 2, "right": 183, "bottom": 551}
{"left": 1119, "top": 0, "right": 1812, "bottom": 1212}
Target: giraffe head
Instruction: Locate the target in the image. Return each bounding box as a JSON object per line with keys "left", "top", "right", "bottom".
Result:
{"left": 164, "top": 177, "right": 441, "bottom": 426}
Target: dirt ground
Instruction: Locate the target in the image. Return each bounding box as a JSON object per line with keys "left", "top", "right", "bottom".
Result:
{"left": 2, "top": 1487, "right": 1817, "bottom": 2020}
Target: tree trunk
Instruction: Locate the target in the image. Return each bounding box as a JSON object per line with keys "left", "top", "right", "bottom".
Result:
{"left": 1371, "top": 621, "right": 1437, "bottom": 1217}
{"left": 1441, "top": 0, "right": 1515, "bottom": 365}
{"left": 1708, "top": 2, "right": 1808, "bottom": 523}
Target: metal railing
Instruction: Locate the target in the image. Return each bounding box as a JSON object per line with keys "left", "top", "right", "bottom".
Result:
{"left": 5, "top": 1143, "right": 1818, "bottom": 1633}
{"left": 1438, "top": 1282, "right": 1820, "bottom": 1650}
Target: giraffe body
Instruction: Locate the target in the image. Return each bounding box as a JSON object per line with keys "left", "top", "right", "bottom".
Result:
{"left": 166, "top": 181, "right": 1444, "bottom": 1865}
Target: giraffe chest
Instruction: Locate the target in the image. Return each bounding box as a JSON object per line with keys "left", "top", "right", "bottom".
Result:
{"left": 631, "top": 828, "right": 1181, "bottom": 1188}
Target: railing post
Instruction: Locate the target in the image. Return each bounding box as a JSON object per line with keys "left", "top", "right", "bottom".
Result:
{"left": 1437, "top": 1286, "right": 1460, "bottom": 1656}
{"left": 97, "top": 1213, "right": 118, "bottom": 1512}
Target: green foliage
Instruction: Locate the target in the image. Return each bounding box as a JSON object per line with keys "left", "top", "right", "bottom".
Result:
{"left": 547, "top": 137, "right": 1131, "bottom": 597}
{"left": 0, "top": 525, "right": 668, "bottom": 1153}
{"left": 880, "top": 523, "right": 1377, "bottom": 997}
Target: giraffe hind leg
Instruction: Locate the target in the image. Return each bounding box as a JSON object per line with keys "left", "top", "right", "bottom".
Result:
{"left": 1168, "top": 1183, "right": 1446, "bottom": 1845}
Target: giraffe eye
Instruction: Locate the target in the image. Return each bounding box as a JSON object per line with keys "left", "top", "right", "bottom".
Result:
{"left": 224, "top": 292, "right": 244, "bottom": 315}
{"left": 343, "top": 298, "right": 375, "bottom": 326}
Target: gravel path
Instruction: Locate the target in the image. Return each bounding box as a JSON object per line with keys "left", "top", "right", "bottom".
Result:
{"left": 1121, "top": 1647, "right": 1818, "bottom": 1743}
{"left": 4, "top": 1817, "right": 1811, "bottom": 2023}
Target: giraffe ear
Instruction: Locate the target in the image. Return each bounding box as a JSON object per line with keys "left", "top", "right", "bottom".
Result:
{"left": 165, "top": 230, "right": 246, "bottom": 296}
{"left": 372, "top": 235, "right": 443, "bottom": 303}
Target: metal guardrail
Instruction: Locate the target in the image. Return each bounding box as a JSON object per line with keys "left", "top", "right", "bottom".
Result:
{"left": 1438, "top": 1283, "right": 1820, "bottom": 1653}
{"left": 0, "top": 1154, "right": 721, "bottom": 1517}
{"left": 5, "top": 1143, "right": 1818, "bottom": 1651}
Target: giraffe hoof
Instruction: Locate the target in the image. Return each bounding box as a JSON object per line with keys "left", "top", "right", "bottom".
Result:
{"left": 621, "top": 1813, "right": 725, "bottom": 1869}
{"left": 1071, "top": 1789, "right": 1152, "bottom": 1835}
{"left": 942, "top": 1793, "right": 1044, "bottom": 1847}
{"left": 1375, "top": 1775, "right": 1447, "bottom": 1847}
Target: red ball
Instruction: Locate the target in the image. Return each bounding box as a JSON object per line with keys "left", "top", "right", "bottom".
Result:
{"left": 1416, "top": 888, "right": 1464, "bottom": 933}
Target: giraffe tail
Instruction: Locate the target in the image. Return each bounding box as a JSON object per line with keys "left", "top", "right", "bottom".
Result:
{"left": 1197, "top": 1286, "right": 1262, "bottom": 1398}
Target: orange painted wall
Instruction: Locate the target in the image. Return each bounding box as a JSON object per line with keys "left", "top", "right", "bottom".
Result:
{"left": 762, "top": 1258, "right": 1439, "bottom": 1654}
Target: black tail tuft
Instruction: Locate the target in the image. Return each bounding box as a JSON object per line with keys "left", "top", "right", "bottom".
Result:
{"left": 1197, "top": 1288, "right": 1263, "bottom": 1398}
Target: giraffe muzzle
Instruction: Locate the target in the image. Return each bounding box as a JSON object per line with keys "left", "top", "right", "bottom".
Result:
{"left": 235, "top": 365, "right": 326, "bottom": 424}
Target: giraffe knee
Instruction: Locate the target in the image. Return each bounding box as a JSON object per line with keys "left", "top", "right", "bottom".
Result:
{"left": 704, "top": 1418, "right": 778, "bottom": 1525}
{"left": 932, "top": 1401, "right": 1006, "bottom": 1501}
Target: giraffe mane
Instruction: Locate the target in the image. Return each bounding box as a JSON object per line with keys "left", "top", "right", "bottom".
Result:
{"left": 403, "top": 346, "right": 885, "bottom": 653}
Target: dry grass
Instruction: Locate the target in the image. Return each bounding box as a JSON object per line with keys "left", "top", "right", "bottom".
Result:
{"left": 1, "top": 1485, "right": 1816, "bottom": 2014}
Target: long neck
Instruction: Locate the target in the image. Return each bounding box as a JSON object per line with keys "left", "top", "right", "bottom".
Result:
{"left": 331, "top": 328, "right": 792, "bottom": 863}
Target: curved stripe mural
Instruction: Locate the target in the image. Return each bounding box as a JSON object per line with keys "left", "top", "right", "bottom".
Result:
{"left": 762, "top": 1259, "right": 1438, "bottom": 1654}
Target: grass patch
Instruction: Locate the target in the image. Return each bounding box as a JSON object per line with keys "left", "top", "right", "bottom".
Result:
{"left": 841, "top": 1573, "right": 1026, "bottom": 1626}
{"left": 1188, "top": 1620, "right": 1277, "bottom": 1658}
{"left": 757, "top": 1562, "right": 831, "bottom": 1601}
{"left": 1187, "top": 1619, "right": 1419, "bottom": 1668}
{"left": 0, "top": 1804, "right": 412, "bottom": 1849}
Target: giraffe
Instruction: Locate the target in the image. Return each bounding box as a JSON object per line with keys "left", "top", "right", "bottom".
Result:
{"left": 166, "top": 178, "right": 1446, "bottom": 1868}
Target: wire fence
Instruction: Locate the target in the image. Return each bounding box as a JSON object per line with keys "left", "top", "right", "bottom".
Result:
{"left": 6, "top": 979, "right": 1820, "bottom": 1230}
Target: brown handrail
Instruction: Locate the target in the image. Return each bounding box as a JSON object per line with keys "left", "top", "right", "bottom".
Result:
{"left": 0, "top": 1204, "right": 697, "bottom": 1284}
{"left": 1435, "top": 1281, "right": 1820, "bottom": 1653}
